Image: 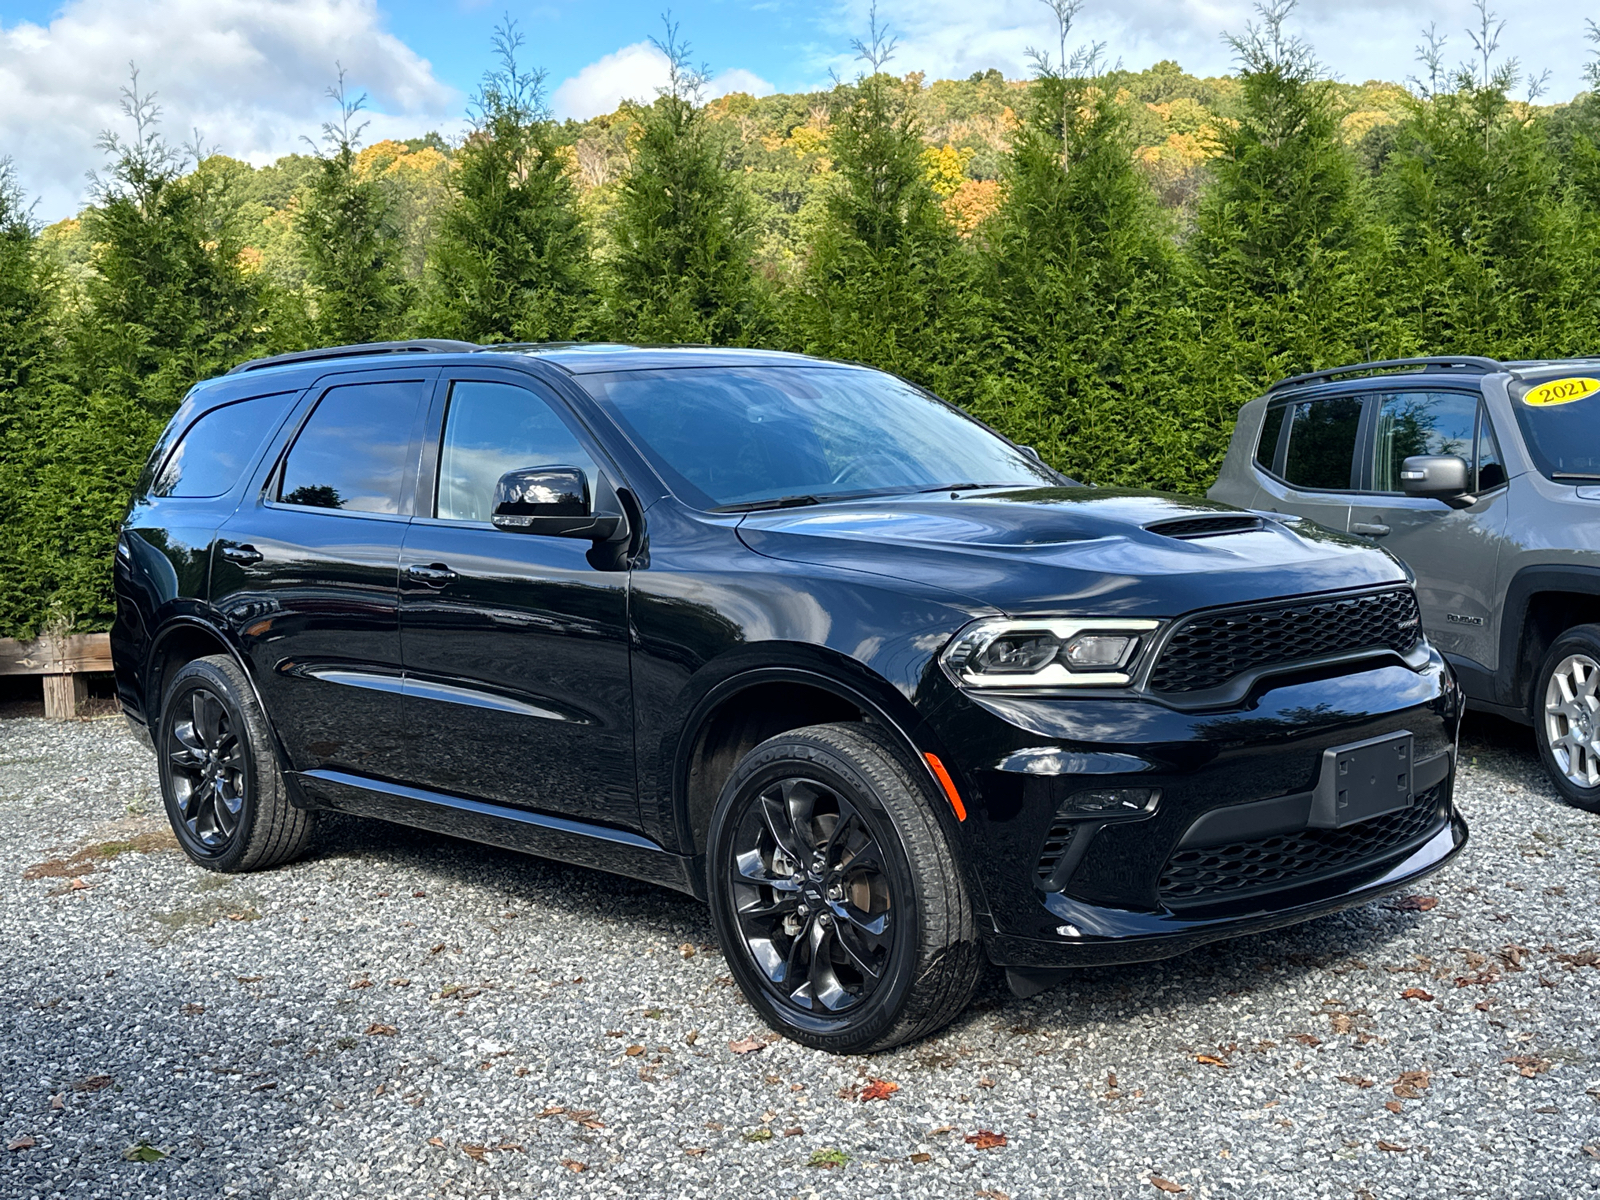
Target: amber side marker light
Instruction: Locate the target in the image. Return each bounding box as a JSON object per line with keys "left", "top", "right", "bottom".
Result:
{"left": 923, "top": 752, "right": 967, "bottom": 822}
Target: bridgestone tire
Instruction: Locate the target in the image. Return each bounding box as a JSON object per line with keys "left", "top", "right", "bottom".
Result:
{"left": 707, "top": 722, "right": 981, "bottom": 1053}
{"left": 157, "top": 654, "right": 316, "bottom": 872}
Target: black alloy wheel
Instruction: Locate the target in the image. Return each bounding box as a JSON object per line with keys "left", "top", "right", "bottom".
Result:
{"left": 158, "top": 655, "right": 317, "bottom": 872}
{"left": 708, "top": 722, "right": 982, "bottom": 1054}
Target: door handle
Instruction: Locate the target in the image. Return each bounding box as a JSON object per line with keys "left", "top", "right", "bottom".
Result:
{"left": 220, "top": 544, "right": 263, "bottom": 565}
{"left": 1351, "top": 522, "right": 1391, "bottom": 537}
{"left": 405, "top": 563, "right": 458, "bottom": 587}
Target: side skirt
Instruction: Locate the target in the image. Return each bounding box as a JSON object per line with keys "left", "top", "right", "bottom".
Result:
{"left": 292, "top": 768, "right": 703, "bottom": 898}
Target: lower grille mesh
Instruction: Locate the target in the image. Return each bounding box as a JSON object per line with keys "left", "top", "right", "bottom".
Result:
{"left": 1158, "top": 787, "right": 1444, "bottom": 907}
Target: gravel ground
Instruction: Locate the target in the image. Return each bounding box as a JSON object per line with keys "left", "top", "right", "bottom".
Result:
{"left": 1, "top": 713, "right": 1597, "bottom": 1199}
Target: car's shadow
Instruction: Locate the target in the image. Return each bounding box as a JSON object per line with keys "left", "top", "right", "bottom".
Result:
{"left": 286, "top": 715, "right": 1544, "bottom": 1049}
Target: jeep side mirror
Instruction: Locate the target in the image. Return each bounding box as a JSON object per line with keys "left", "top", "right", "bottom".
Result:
{"left": 1399, "top": 455, "right": 1472, "bottom": 503}
{"left": 491, "top": 466, "right": 626, "bottom": 542}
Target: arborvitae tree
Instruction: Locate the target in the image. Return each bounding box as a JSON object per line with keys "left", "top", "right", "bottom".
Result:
{"left": 296, "top": 71, "right": 412, "bottom": 345}
{"left": 1188, "top": 1, "right": 1375, "bottom": 386}
{"left": 975, "top": 6, "right": 1203, "bottom": 490}
{"left": 422, "top": 20, "right": 593, "bottom": 342}
{"left": 605, "top": 21, "right": 767, "bottom": 343}
{"left": 783, "top": 7, "right": 975, "bottom": 393}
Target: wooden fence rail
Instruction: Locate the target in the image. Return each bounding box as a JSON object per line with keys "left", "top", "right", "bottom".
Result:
{"left": 0, "top": 633, "right": 113, "bottom": 719}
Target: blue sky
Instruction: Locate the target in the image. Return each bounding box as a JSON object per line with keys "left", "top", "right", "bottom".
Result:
{"left": 2, "top": 0, "right": 1598, "bottom": 221}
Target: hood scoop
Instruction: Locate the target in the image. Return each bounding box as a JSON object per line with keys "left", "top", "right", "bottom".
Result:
{"left": 1144, "top": 514, "right": 1267, "bottom": 540}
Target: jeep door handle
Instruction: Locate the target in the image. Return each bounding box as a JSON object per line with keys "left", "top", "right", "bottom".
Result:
{"left": 405, "top": 563, "right": 458, "bottom": 587}
{"left": 1351, "top": 522, "right": 1390, "bottom": 537}
{"left": 220, "top": 544, "right": 263, "bottom": 565}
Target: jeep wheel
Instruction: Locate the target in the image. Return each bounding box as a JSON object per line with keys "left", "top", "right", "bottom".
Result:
{"left": 1535, "top": 625, "right": 1600, "bottom": 812}
{"left": 706, "top": 723, "right": 982, "bottom": 1054}
{"left": 158, "top": 655, "right": 317, "bottom": 871}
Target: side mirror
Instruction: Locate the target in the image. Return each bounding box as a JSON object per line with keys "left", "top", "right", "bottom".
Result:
{"left": 491, "top": 466, "right": 625, "bottom": 541}
{"left": 1399, "top": 455, "right": 1473, "bottom": 504}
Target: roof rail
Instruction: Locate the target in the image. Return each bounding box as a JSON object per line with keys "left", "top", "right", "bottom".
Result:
{"left": 1267, "top": 355, "right": 1505, "bottom": 394}
{"left": 226, "top": 339, "right": 483, "bottom": 375}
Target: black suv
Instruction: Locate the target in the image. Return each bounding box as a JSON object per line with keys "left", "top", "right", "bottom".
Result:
{"left": 112, "top": 341, "right": 1467, "bottom": 1052}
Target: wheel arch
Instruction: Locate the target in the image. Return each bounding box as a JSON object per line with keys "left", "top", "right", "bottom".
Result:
{"left": 1499, "top": 565, "right": 1600, "bottom": 718}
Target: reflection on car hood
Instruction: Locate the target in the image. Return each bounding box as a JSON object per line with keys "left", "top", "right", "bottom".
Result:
{"left": 735, "top": 487, "right": 1408, "bottom": 617}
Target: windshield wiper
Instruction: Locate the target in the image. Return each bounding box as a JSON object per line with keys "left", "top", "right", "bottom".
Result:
{"left": 711, "top": 494, "right": 823, "bottom": 513}
{"left": 1552, "top": 472, "right": 1600, "bottom": 481}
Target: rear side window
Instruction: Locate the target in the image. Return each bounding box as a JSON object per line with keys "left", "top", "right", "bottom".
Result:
{"left": 435, "top": 381, "right": 599, "bottom": 522}
{"left": 1282, "top": 397, "right": 1361, "bottom": 490}
{"left": 1255, "top": 404, "right": 1288, "bottom": 472}
{"left": 278, "top": 380, "right": 426, "bottom": 514}
{"left": 152, "top": 394, "right": 290, "bottom": 499}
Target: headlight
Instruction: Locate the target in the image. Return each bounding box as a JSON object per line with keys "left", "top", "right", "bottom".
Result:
{"left": 940, "top": 618, "right": 1162, "bottom": 689}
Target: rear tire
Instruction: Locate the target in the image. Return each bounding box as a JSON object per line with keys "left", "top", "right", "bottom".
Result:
{"left": 706, "top": 722, "right": 981, "bottom": 1054}
{"left": 1533, "top": 625, "right": 1600, "bottom": 813}
{"left": 157, "top": 655, "right": 316, "bottom": 871}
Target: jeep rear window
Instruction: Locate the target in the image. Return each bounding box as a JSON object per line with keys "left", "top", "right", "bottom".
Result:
{"left": 577, "top": 365, "right": 1063, "bottom": 509}
{"left": 1509, "top": 377, "right": 1600, "bottom": 481}
{"left": 151, "top": 393, "right": 293, "bottom": 499}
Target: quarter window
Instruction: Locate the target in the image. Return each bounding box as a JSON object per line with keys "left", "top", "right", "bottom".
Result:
{"left": 153, "top": 394, "right": 290, "bottom": 498}
{"left": 435, "top": 381, "right": 598, "bottom": 522}
{"left": 278, "top": 380, "right": 426, "bottom": 514}
{"left": 1281, "top": 397, "right": 1362, "bottom": 490}
{"left": 1255, "top": 404, "right": 1288, "bottom": 474}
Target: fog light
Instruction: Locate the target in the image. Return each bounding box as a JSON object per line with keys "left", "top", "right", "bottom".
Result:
{"left": 1061, "top": 633, "right": 1136, "bottom": 668}
{"left": 1060, "top": 787, "right": 1160, "bottom": 819}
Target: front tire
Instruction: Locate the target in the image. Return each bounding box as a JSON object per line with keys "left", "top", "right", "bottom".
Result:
{"left": 1534, "top": 625, "right": 1600, "bottom": 812}
{"left": 706, "top": 723, "right": 981, "bottom": 1054}
{"left": 157, "top": 654, "right": 316, "bottom": 871}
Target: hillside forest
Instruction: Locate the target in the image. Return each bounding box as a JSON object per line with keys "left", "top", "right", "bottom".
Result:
{"left": 3, "top": 0, "right": 1600, "bottom": 636}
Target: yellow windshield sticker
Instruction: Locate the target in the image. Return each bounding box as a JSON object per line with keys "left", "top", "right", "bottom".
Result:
{"left": 1524, "top": 377, "right": 1600, "bottom": 407}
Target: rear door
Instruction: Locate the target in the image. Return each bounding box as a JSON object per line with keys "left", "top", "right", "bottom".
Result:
{"left": 1349, "top": 390, "right": 1509, "bottom": 673}
{"left": 1249, "top": 393, "right": 1363, "bottom": 533}
{"left": 397, "top": 370, "right": 638, "bottom": 832}
{"left": 212, "top": 370, "right": 433, "bottom": 781}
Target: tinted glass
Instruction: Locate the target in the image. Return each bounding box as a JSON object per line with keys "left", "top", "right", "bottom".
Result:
{"left": 1371, "top": 391, "right": 1477, "bottom": 492}
{"left": 436, "top": 381, "right": 598, "bottom": 522}
{"left": 1510, "top": 377, "right": 1600, "bottom": 480}
{"left": 1282, "top": 397, "right": 1361, "bottom": 490}
{"left": 1255, "top": 403, "right": 1288, "bottom": 473}
{"left": 278, "top": 380, "right": 425, "bottom": 514}
{"left": 152, "top": 394, "right": 289, "bottom": 498}
{"left": 578, "top": 366, "right": 1062, "bottom": 509}
{"left": 1476, "top": 406, "right": 1507, "bottom": 491}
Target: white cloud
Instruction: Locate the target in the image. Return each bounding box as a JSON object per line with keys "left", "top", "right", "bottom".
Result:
{"left": 551, "top": 41, "right": 774, "bottom": 121}
{"left": 0, "top": 0, "right": 463, "bottom": 222}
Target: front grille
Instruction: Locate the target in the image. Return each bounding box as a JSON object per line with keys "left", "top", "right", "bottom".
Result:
{"left": 1158, "top": 787, "right": 1444, "bottom": 908}
{"left": 1145, "top": 514, "right": 1265, "bottom": 539}
{"left": 1034, "top": 822, "right": 1078, "bottom": 889}
{"left": 1148, "top": 588, "right": 1421, "bottom": 694}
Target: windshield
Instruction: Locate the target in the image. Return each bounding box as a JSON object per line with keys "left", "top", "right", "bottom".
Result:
{"left": 1510, "top": 375, "right": 1600, "bottom": 480}
{"left": 576, "top": 365, "right": 1064, "bottom": 509}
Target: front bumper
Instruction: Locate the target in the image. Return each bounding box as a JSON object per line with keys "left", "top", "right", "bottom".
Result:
{"left": 926, "top": 649, "right": 1465, "bottom": 970}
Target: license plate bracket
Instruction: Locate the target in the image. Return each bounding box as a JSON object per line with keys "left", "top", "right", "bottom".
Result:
{"left": 1308, "top": 732, "right": 1414, "bottom": 829}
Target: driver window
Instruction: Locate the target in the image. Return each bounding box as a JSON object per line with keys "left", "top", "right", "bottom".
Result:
{"left": 1371, "top": 391, "right": 1477, "bottom": 493}
{"left": 436, "top": 381, "right": 598, "bottom": 522}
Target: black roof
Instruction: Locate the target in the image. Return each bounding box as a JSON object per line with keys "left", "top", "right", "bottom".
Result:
{"left": 1266, "top": 354, "right": 1600, "bottom": 396}
{"left": 226, "top": 340, "right": 835, "bottom": 379}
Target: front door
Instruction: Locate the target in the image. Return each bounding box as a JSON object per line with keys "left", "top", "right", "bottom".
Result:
{"left": 213, "top": 371, "right": 433, "bottom": 780}
{"left": 398, "top": 373, "right": 637, "bottom": 832}
{"left": 1350, "top": 390, "right": 1509, "bottom": 674}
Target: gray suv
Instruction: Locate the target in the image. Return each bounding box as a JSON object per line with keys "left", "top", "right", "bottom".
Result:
{"left": 1210, "top": 355, "right": 1600, "bottom": 808}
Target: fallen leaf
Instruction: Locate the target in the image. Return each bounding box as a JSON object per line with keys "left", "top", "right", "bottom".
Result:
{"left": 1329, "top": 1013, "right": 1354, "bottom": 1034}
{"left": 7, "top": 1136, "right": 35, "bottom": 1152}
{"left": 1384, "top": 1100, "right": 1402, "bottom": 1114}
{"left": 69, "top": 877, "right": 90, "bottom": 891}
{"left": 928, "top": 1124, "right": 955, "bottom": 1136}
{"left": 236, "top": 975, "right": 263, "bottom": 984}
{"left": 562, "top": 1159, "right": 587, "bottom": 1172}
{"left": 808, "top": 1147, "right": 849, "bottom": 1168}
{"left": 977, "top": 1076, "right": 996, "bottom": 1089}
{"left": 1395, "top": 1070, "right": 1431, "bottom": 1093}
{"left": 1504, "top": 1055, "right": 1552, "bottom": 1077}
{"left": 684, "top": 1030, "right": 699, "bottom": 1046}
{"left": 389, "top": 978, "right": 410, "bottom": 987}
{"left": 728, "top": 1037, "right": 765, "bottom": 1054}
{"left": 1377, "top": 1140, "right": 1407, "bottom": 1152}
{"left": 350, "top": 979, "right": 373, "bottom": 990}
{"left": 975, "top": 1191, "right": 1011, "bottom": 1200}
{"left": 1151, "top": 1178, "right": 1186, "bottom": 1194}
{"left": 680, "top": 943, "right": 696, "bottom": 958}
{"left": 1584, "top": 1144, "right": 1600, "bottom": 1160}
{"left": 123, "top": 1140, "right": 166, "bottom": 1162}
{"left": 1338, "top": 1075, "right": 1374, "bottom": 1089}
{"left": 965, "top": 1130, "right": 1007, "bottom": 1150}
{"left": 910, "top": 1152, "right": 931, "bottom": 1163}
{"left": 1392, "top": 895, "right": 1437, "bottom": 912}
{"left": 625, "top": 1045, "right": 645, "bottom": 1057}
{"left": 182, "top": 1003, "right": 204, "bottom": 1016}
{"left": 743, "top": 1128, "right": 774, "bottom": 1143}
{"left": 461, "top": 1144, "right": 487, "bottom": 1162}
{"left": 365, "top": 1023, "right": 397, "bottom": 1037}
{"left": 784, "top": 1126, "right": 803, "bottom": 1137}
{"left": 1290, "top": 1033, "right": 1323, "bottom": 1047}
{"left": 685, "top": 1147, "right": 706, "bottom": 1156}
{"left": 1195, "top": 1054, "right": 1230, "bottom": 1069}
{"left": 1401, "top": 987, "right": 1435, "bottom": 1001}
{"left": 427, "top": 1137, "right": 445, "bottom": 1148}
{"left": 860, "top": 1078, "right": 900, "bottom": 1102}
